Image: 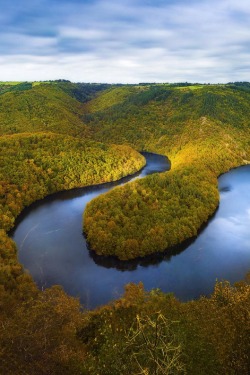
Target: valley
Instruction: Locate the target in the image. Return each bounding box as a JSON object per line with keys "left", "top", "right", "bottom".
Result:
{"left": 1, "top": 80, "right": 250, "bottom": 375}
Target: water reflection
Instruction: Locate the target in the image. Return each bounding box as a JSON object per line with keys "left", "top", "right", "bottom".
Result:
{"left": 87, "top": 236, "right": 196, "bottom": 271}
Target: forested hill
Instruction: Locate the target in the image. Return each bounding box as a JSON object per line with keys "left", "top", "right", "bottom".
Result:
{"left": 0, "top": 81, "right": 109, "bottom": 137}
{"left": 83, "top": 83, "right": 250, "bottom": 152}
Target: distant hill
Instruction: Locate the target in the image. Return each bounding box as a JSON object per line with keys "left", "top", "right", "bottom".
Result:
{"left": 0, "top": 81, "right": 110, "bottom": 137}
{"left": 83, "top": 82, "right": 250, "bottom": 152}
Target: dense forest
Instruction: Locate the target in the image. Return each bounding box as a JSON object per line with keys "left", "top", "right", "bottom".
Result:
{"left": 0, "top": 81, "right": 249, "bottom": 374}
{"left": 0, "top": 132, "right": 145, "bottom": 232}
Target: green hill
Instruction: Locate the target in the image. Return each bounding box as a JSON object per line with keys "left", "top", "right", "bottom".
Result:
{"left": 0, "top": 132, "right": 145, "bottom": 232}
{"left": 0, "top": 81, "right": 111, "bottom": 137}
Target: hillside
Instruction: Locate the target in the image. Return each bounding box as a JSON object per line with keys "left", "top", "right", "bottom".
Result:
{"left": 0, "top": 81, "right": 249, "bottom": 374}
{"left": 0, "top": 81, "right": 110, "bottom": 137}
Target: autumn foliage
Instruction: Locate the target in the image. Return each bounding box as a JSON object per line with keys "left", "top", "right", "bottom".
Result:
{"left": 0, "top": 81, "right": 250, "bottom": 374}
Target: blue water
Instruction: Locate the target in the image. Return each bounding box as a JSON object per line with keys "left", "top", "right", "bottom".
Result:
{"left": 11, "top": 156, "right": 250, "bottom": 309}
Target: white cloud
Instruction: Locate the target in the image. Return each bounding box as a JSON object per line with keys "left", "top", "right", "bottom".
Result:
{"left": 1, "top": 0, "right": 250, "bottom": 82}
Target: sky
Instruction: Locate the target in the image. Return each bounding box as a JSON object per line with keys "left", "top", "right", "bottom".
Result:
{"left": 1, "top": 0, "right": 250, "bottom": 83}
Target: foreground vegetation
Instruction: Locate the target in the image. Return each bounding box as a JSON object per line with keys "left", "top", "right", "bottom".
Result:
{"left": 1, "top": 235, "right": 249, "bottom": 375}
{"left": 0, "top": 81, "right": 250, "bottom": 373}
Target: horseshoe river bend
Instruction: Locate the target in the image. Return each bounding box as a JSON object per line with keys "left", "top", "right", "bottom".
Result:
{"left": 10, "top": 153, "right": 250, "bottom": 309}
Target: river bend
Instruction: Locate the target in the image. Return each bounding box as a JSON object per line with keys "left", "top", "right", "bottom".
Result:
{"left": 11, "top": 154, "right": 250, "bottom": 308}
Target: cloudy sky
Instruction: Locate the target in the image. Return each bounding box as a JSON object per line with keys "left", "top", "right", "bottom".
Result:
{"left": 1, "top": 0, "right": 250, "bottom": 83}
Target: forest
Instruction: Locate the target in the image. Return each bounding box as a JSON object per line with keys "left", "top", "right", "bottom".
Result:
{"left": 0, "top": 81, "right": 249, "bottom": 374}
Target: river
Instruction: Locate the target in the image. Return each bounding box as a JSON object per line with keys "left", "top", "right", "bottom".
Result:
{"left": 11, "top": 154, "right": 250, "bottom": 309}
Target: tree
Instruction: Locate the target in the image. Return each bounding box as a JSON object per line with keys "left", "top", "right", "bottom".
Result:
{"left": 126, "top": 312, "right": 186, "bottom": 375}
